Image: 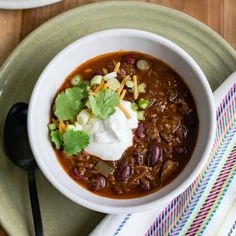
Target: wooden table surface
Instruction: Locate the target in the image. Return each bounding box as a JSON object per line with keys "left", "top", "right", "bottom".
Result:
{"left": 0, "top": 0, "right": 235, "bottom": 235}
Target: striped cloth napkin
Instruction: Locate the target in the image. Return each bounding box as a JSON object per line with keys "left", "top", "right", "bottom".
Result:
{"left": 90, "top": 71, "right": 236, "bottom": 236}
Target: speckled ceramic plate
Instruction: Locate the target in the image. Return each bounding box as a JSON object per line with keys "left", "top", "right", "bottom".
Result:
{"left": 0, "top": 2, "right": 235, "bottom": 236}
{"left": 0, "top": 0, "right": 61, "bottom": 9}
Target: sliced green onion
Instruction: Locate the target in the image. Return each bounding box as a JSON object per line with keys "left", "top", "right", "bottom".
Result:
{"left": 90, "top": 75, "right": 103, "bottom": 86}
{"left": 138, "top": 98, "right": 149, "bottom": 109}
{"left": 126, "top": 80, "right": 134, "bottom": 88}
{"left": 67, "top": 122, "right": 83, "bottom": 131}
{"left": 129, "top": 87, "right": 135, "bottom": 93}
{"left": 86, "top": 85, "right": 91, "bottom": 91}
{"left": 94, "top": 161, "right": 114, "bottom": 177}
{"left": 137, "top": 111, "right": 145, "bottom": 120}
{"left": 131, "top": 102, "right": 139, "bottom": 112}
{"left": 137, "top": 60, "right": 149, "bottom": 71}
{"left": 103, "top": 72, "right": 117, "bottom": 81}
{"left": 48, "top": 123, "right": 57, "bottom": 130}
{"left": 77, "top": 109, "right": 90, "bottom": 125}
{"left": 75, "top": 122, "right": 83, "bottom": 130}
{"left": 138, "top": 83, "right": 146, "bottom": 93}
{"left": 107, "top": 78, "right": 121, "bottom": 91}
{"left": 85, "top": 99, "right": 91, "bottom": 109}
{"left": 50, "top": 130, "right": 61, "bottom": 149}
{"left": 71, "top": 74, "right": 82, "bottom": 86}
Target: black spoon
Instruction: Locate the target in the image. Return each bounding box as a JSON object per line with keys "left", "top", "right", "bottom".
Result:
{"left": 4, "top": 103, "right": 43, "bottom": 236}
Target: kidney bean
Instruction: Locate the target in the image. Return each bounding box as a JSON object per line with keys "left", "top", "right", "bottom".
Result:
{"left": 94, "top": 70, "right": 104, "bottom": 76}
{"left": 173, "top": 146, "right": 186, "bottom": 155}
{"left": 70, "top": 168, "right": 87, "bottom": 181}
{"left": 136, "top": 122, "right": 145, "bottom": 138}
{"left": 123, "top": 54, "right": 136, "bottom": 65}
{"left": 116, "top": 165, "right": 131, "bottom": 182}
{"left": 147, "top": 145, "right": 162, "bottom": 167}
{"left": 137, "top": 180, "right": 150, "bottom": 192}
{"left": 88, "top": 174, "right": 106, "bottom": 191}
{"left": 175, "top": 126, "right": 187, "bottom": 140}
{"left": 133, "top": 152, "right": 144, "bottom": 165}
{"left": 117, "top": 68, "right": 126, "bottom": 78}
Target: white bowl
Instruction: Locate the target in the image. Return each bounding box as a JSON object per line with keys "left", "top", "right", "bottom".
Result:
{"left": 28, "top": 29, "right": 216, "bottom": 214}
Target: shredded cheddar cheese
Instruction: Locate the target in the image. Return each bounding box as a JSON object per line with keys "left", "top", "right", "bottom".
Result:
{"left": 118, "top": 103, "right": 132, "bottom": 119}
{"left": 95, "top": 80, "right": 105, "bottom": 93}
{"left": 117, "top": 75, "right": 129, "bottom": 96}
{"left": 120, "top": 89, "right": 127, "bottom": 100}
{"left": 84, "top": 68, "right": 92, "bottom": 73}
{"left": 59, "top": 120, "right": 66, "bottom": 134}
{"left": 102, "top": 68, "right": 108, "bottom": 75}
{"left": 133, "top": 75, "right": 139, "bottom": 100}
{"left": 89, "top": 91, "right": 96, "bottom": 96}
{"left": 103, "top": 83, "right": 109, "bottom": 89}
{"left": 113, "top": 62, "right": 121, "bottom": 73}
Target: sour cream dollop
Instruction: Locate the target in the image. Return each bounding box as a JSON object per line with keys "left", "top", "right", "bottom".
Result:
{"left": 84, "top": 100, "right": 138, "bottom": 161}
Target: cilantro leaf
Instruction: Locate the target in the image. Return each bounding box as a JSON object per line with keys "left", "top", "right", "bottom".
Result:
{"left": 54, "top": 86, "right": 86, "bottom": 121}
{"left": 50, "top": 130, "right": 62, "bottom": 149}
{"left": 63, "top": 129, "right": 89, "bottom": 155}
{"left": 89, "top": 89, "right": 120, "bottom": 120}
{"left": 76, "top": 81, "right": 89, "bottom": 97}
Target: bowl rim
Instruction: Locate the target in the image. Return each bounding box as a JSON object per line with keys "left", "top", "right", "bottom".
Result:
{"left": 28, "top": 28, "right": 216, "bottom": 214}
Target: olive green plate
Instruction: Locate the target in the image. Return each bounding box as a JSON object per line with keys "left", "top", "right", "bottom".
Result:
{"left": 0, "top": 1, "right": 235, "bottom": 236}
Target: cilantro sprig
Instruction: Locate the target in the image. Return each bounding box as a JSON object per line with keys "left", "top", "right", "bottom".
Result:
{"left": 89, "top": 89, "right": 120, "bottom": 120}
{"left": 50, "top": 128, "right": 89, "bottom": 155}
{"left": 63, "top": 129, "right": 89, "bottom": 155}
{"left": 54, "top": 86, "right": 87, "bottom": 121}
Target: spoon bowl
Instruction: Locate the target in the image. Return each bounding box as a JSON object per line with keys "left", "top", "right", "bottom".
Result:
{"left": 4, "top": 103, "right": 36, "bottom": 171}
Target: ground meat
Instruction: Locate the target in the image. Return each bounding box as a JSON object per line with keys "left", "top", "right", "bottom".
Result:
{"left": 152, "top": 98, "right": 168, "bottom": 113}
{"left": 161, "top": 160, "right": 178, "bottom": 182}
{"left": 137, "top": 178, "right": 151, "bottom": 192}
{"left": 162, "top": 142, "right": 174, "bottom": 158}
{"left": 175, "top": 126, "right": 188, "bottom": 144}
{"left": 158, "top": 115, "right": 180, "bottom": 142}
{"left": 118, "top": 62, "right": 135, "bottom": 78}
{"left": 177, "top": 98, "right": 191, "bottom": 114}
{"left": 133, "top": 152, "right": 144, "bottom": 165}
{"left": 167, "top": 89, "right": 178, "bottom": 102}
{"left": 112, "top": 185, "right": 123, "bottom": 195}
{"left": 107, "top": 60, "right": 116, "bottom": 72}
{"left": 146, "top": 123, "right": 161, "bottom": 142}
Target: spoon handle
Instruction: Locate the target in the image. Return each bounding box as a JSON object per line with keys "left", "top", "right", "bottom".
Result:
{"left": 28, "top": 170, "right": 44, "bottom": 236}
